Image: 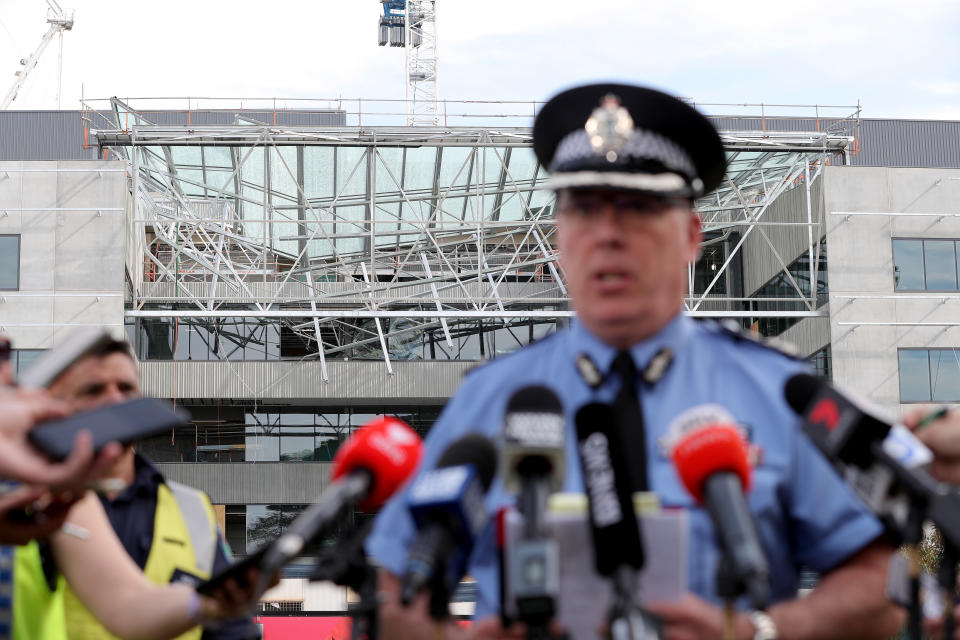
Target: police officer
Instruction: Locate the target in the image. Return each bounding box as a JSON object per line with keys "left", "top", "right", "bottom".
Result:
{"left": 367, "top": 83, "right": 904, "bottom": 640}
{"left": 46, "top": 339, "right": 261, "bottom": 640}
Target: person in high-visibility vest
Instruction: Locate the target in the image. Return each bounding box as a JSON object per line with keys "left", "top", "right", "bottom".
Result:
{"left": 0, "top": 349, "right": 264, "bottom": 640}
{"left": 47, "top": 339, "right": 261, "bottom": 640}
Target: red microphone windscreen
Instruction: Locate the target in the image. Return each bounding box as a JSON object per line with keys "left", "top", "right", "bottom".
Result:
{"left": 332, "top": 415, "right": 423, "bottom": 510}
{"left": 672, "top": 424, "right": 751, "bottom": 504}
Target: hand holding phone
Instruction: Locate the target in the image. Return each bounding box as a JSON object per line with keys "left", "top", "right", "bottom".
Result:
{"left": 28, "top": 397, "right": 189, "bottom": 461}
{"left": 0, "top": 387, "right": 123, "bottom": 488}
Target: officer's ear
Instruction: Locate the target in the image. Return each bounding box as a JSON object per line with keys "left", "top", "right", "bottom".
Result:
{"left": 686, "top": 206, "right": 703, "bottom": 264}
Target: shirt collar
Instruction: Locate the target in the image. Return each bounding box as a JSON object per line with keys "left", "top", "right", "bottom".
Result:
{"left": 568, "top": 312, "right": 694, "bottom": 380}
{"left": 111, "top": 452, "right": 164, "bottom": 503}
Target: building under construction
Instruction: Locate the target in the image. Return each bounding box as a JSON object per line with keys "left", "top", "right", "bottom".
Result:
{"left": 4, "top": 96, "right": 960, "bottom": 627}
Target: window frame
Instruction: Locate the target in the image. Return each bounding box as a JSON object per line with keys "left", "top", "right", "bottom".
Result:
{"left": 897, "top": 347, "right": 960, "bottom": 403}
{"left": 892, "top": 237, "right": 960, "bottom": 293}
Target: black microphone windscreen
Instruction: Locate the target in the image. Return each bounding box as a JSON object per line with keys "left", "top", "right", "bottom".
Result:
{"left": 784, "top": 373, "right": 821, "bottom": 414}
{"left": 436, "top": 434, "right": 498, "bottom": 490}
{"left": 506, "top": 385, "right": 564, "bottom": 415}
{"left": 574, "top": 402, "right": 644, "bottom": 575}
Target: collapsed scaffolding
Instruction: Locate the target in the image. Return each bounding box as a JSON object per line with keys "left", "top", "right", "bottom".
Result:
{"left": 87, "top": 97, "right": 857, "bottom": 379}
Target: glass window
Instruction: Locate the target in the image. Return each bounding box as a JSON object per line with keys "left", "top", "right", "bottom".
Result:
{"left": 930, "top": 349, "right": 960, "bottom": 402}
{"left": 280, "top": 413, "right": 315, "bottom": 462}
{"left": 245, "top": 413, "right": 279, "bottom": 461}
{"left": 246, "top": 505, "right": 320, "bottom": 556}
{"left": 13, "top": 349, "right": 45, "bottom": 376}
{"left": 139, "top": 319, "right": 174, "bottom": 360}
{"left": 0, "top": 236, "right": 20, "bottom": 290}
{"left": 893, "top": 240, "right": 925, "bottom": 290}
{"left": 924, "top": 241, "right": 958, "bottom": 290}
{"left": 137, "top": 425, "right": 198, "bottom": 462}
{"left": 196, "top": 422, "right": 246, "bottom": 463}
{"left": 899, "top": 350, "right": 931, "bottom": 403}
{"left": 224, "top": 505, "right": 246, "bottom": 557}
{"left": 245, "top": 505, "right": 284, "bottom": 552}
{"left": 809, "top": 346, "right": 832, "bottom": 380}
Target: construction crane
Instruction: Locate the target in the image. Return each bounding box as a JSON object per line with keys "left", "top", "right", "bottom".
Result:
{"left": 377, "top": 0, "right": 439, "bottom": 126}
{"left": 2, "top": 0, "right": 74, "bottom": 110}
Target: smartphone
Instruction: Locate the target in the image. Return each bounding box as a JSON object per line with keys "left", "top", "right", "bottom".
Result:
{"left": 17, "top": 328, "right": 116, "bottom": 389}
{"left": 195, "top": 544, "right": 270, "bottom": 597}
{"left": 28, "top": 397, "right": 190, "bottom": 460}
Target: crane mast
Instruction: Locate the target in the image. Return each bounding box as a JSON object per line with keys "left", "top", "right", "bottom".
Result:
{"left": 2, "top": 0, "right": 74, "bottom": 110}
{"left": 378, "top": 0, "right": 439, "bottom": 126}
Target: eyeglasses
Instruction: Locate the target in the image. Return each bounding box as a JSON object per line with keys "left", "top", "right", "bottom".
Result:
{"left": 557, "top": 191, "right": 691, "bottom": 224}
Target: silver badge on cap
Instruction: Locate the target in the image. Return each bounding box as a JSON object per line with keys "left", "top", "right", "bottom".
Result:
{"left": 584, "top": 94, "right": 634, "bottom": 162}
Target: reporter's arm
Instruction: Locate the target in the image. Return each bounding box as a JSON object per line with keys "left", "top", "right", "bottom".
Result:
{"left": 648, "top": 540, "right": 903, "bottom": 640}
{"left": 903, "top": 406, "right": 960, "bottom": 484}
{"left": 50, "top": 492, "right": 241, "bottom": 640}
{"left": 762, "top": 539, "right": 903, "bottom": 640}
{"left": 378, "top": 569, "right": 474, "bottom": 640}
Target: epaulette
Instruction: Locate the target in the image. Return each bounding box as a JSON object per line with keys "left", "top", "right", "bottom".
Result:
{"left": 707, "top": 319, "right": 805, "bottom": 361}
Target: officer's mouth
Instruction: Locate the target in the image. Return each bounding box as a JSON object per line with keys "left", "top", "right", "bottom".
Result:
{"left": 591, "top": 269, "right": 631, "bottom": 293}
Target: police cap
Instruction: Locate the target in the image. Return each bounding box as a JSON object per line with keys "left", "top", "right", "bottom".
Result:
{"left": 533, "top": 83, "right": 726, "bottom": 198}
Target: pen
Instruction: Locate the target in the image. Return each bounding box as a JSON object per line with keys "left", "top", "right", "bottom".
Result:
{"left": 915, "top": 406, "right": 950, "bottom": 430}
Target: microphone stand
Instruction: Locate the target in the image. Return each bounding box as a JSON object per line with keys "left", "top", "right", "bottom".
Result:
{"left": 514, "top": 476, "right": 561, "bottom": 640}
{"left": 311, "top": 521, "right": 379, "bottom": 640}
{"left": 939, "top": 541, "right": 958, "bottom": 640}
{"left": 606, "top": 566, "right": 663, "bottom": 640}
{"left": 903, "top": 501, "right": 925, "bottom": 640}
{"left": 715, "top": 556, "right": 740, "bottom": 640}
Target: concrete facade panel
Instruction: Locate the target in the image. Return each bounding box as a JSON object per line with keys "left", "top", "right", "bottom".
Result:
{"left": 0, "top": 164, "right": 23, "bottom": 209}
{"left": 16, "top": 163, "right": 59, "bottom": 210}
{"left": 824, "top": 165, "right": 960, "bottom": 415}
{"left": 17, "top": 211, "right": 56, "bottom": 290}
{"left": 0, "top": 296, "right": 54, "bottom": 327}
{"left": 54, "top": 209, "right": 125, "bottom": 291}
{"left": 0, "top": 162, "right": 126, "bottom": 349}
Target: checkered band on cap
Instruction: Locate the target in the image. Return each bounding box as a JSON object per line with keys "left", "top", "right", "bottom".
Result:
{"left": 550, "top": 127, "right": 698, "bottom": 181}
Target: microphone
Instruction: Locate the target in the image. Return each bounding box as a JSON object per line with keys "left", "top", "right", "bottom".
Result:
{"left": 574, "top": 402, "right": 644, "bottom": 577}
{"left": 575, "top": 403, "right": 662, "bottom": 640}
{"left": 672, "top": 422, "right": 770, "bottom": 609}
{"left": 501, "top": 386, "right": 565, "bottom": 632}
{"left": 400, "top": 433, "right": 498, "bottom": 616}
{"left": 266, "top": 416, "right": 423, "bottom": 568}
{"left": 784, "top": 373, "right": 960, "bottom": 550}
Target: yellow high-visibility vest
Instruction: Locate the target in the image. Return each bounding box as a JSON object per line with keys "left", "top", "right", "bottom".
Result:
{"left": 64, "top": 481, "right": 219, "bottom": 640}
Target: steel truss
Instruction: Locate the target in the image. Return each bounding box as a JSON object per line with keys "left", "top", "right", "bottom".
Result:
{"left": 95, "top": 101, "right": 850, "bottom": 378}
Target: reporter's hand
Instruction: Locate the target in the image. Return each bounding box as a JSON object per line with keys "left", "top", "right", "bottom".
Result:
{"left": 474, "top": 616, "right": 568, "bottom": 640}
{"left": 377, "top": 570, "right": 473, "bottom": 640}
{"left": 0, "top": 387, "right": 122, "bottom": 489}
{"left": 646, "top": 593, "right": 754, "bottom": 640}
{"left": 923, "top": 601, "right": 960, "bottom": 640}
{"left": 200, "top": 566, "right": 280, "bottom": 620}
{"left": 904, "top": 406, "right": 960, "bottom": 484}
{"left": 0, "top": 485, "right": 79, "bottom": 544}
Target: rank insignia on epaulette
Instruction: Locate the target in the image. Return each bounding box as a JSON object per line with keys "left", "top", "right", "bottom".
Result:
{"left": 642, "top": 347, "right": 673, "bottom": 385}
{"left": 575, "top": 353, "right": 603, "bottom": 389}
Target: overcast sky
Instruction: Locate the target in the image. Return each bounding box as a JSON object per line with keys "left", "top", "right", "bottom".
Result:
{"left": 0, "top": 0, "right": 958, "bottom": 121}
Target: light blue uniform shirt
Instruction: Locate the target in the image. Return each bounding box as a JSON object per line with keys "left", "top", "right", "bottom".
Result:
{"left": 366, "top": 314, "right": 883, "bottom": 620}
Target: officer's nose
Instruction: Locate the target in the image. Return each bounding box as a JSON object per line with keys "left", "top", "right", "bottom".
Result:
{"left": 592, "top": 204, "right": 626, "bottom": 244}
{"left": 102, "top": 384, "right": 127, "bottom": 405}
